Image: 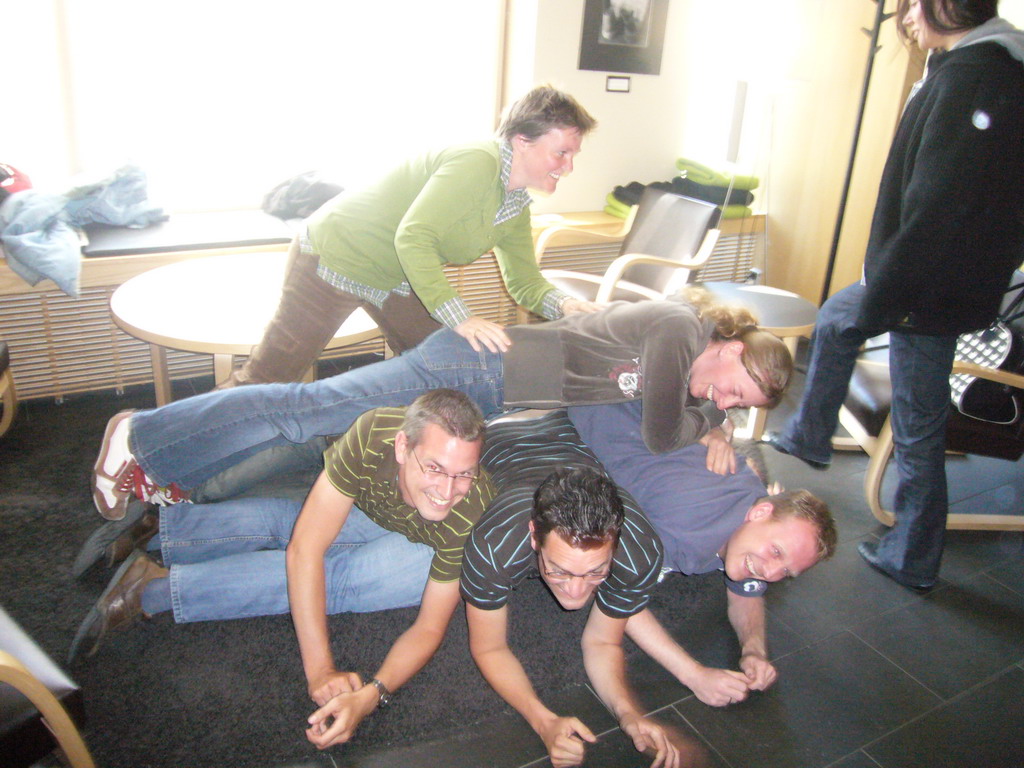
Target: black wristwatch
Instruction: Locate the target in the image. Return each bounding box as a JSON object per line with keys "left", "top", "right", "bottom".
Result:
{"left": 369, "top": 677, "right": 392, "bottom": 707}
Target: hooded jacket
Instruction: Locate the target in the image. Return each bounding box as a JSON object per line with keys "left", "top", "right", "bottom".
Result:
{"left": 858, "top": 18, "right": 1024, "bottom": 335}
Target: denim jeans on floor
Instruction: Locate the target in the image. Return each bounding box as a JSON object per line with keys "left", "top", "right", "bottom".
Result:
{"left": 779, "top": 282, "right": 957, "bottom": 582}
{"left": 776, "top": 283, "right": 871, "bottom": 465}
{"left": 160, "top": 498, "right": 434, "bottom": 623}
{"left": 131, "top": 328, "right": 505, "bottom": 489}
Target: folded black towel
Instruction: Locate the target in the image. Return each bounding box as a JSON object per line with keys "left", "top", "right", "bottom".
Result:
{"left": 612, "top": 177, "right": 755, "bottom": 209}
{"left": 612, "top": 181, "right": 647, "bottom": 206}
{"left": 646, "top": 180, "right": 676, "bottom": 195}
{"left": 671, "top": 177, "right": 754, "bottom": 206}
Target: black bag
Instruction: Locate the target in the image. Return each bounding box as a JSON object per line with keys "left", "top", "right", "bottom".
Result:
{"left": 261, "top": 171, "right": 343, "bottom": 220}
{"left": 950, "top": 273, "right": 1024, "bottom": 424}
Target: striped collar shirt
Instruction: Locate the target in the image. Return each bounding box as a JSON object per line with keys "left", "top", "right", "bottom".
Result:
{"left": 494, "top": 141, "right": 532, "bottom": 226}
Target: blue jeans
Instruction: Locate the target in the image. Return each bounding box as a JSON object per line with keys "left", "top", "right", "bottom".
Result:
{"left": 131, "top": 328, "right": 505, "bottom": 489}
{"left": 160, "top": 498, "right": 434, "bottom": 623}
{"left": 778, "top": 282, "right": 957, "bottom": 582}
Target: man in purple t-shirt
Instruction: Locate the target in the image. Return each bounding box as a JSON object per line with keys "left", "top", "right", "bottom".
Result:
{"left": 569, "top": 400, "right": 836, "bottom": 707}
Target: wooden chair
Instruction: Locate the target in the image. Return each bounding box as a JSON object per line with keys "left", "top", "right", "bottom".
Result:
{"left": 535, "top": 187, "right": 721, "bottom": 305}
{"left": 0, "top": 608, "right": 91, "bottom": 768}
{"left": 0, "top": 653, "right": 94, "bottom": 768}
{"left": 0, "top": 340, "right": 17, "bottom": 438}
{"left": 841, "top": 349, "right": 1024, "bottom": 531}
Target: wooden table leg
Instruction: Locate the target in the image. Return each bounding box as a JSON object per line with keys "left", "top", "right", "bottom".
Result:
{"left": 735, "top": 405, "right": 770, "bottom": 442}
{"left": 0, "top": 367, "right": 17, "bottom": 438}
{"left": 213, "top": 353, "right": 235, "bottom": 387}
{"left": 150, "top": 344, "right": 172, "bottom": 406}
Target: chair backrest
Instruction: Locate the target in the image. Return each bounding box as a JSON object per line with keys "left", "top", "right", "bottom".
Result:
{"left": 616, "top": 187, "right": 719, "bottom": 293}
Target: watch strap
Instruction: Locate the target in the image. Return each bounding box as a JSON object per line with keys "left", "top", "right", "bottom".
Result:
{"left": 369, "top": 677, "right": 392, "bottom": 707}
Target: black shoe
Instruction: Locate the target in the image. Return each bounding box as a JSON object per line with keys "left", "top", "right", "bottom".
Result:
{"left": 857, "top": 541, "right": 935, "bottom": 592}
{"left": 761, "top": 432, "right": 830, "bottom": 471}
{"left": 72, "top": 500, "right": 154, "bottom": 579}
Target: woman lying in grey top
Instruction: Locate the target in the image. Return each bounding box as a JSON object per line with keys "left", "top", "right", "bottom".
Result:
{"left": 91, "top": 287, "right": 792, "bottom": 521}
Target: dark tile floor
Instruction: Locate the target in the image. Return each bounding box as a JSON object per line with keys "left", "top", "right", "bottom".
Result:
{"left": 310, "top": 363, "right": 1024, "bottom": 768}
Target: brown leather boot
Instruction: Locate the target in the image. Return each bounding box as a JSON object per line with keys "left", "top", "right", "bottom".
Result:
{"left": 68, "top": 550, "right": 168, "bottom": 662}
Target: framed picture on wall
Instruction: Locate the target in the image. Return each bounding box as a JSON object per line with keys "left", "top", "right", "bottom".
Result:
{"left": 578, "top": 0, "right": 669, "bottom": 76}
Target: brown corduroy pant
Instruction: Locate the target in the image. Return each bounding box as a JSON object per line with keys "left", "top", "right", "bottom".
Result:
{"left": 224, "top": 236, "right": 442, "bottom": 386}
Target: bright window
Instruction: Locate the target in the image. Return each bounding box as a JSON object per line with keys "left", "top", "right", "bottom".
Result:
{"left": 9, "top": 0, "right": 503, "bottom": 211}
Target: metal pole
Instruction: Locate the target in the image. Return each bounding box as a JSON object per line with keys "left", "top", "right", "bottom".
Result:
{"left": 819, "top": 0, "right": 893, "bottom": 306}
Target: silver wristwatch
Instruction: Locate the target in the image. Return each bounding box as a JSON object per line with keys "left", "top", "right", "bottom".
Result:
{"left": 369, "top": 677, "right": 392, "bottom": 707}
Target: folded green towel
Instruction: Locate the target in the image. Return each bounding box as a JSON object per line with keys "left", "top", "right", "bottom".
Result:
{"left": 719, "top": 204, "right": 753, "bottom": 219}
{"left": 604, "top": 193, "right": 633, "bottom": 218}
{"left": 604, "top": 204, "right": 629, "bottom": 219}
{"left": 675, "top": 158, "right": 759, "bottom": 191}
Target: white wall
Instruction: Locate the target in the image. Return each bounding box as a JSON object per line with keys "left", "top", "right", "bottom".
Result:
{"left": 1003, "top": 0, "right": 1024, "bottom": 25}
{"left": 506, "top": 0, "right": 835, "bottom": 224}
{"left": 508, "top": 0, "right": 691, "bottom": 214}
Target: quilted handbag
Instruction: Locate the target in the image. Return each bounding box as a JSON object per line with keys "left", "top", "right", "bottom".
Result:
{"left": 950, "top": 277, "right": 1024, "bottom": 424}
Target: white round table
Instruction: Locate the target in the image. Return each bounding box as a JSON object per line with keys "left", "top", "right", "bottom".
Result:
{"left": 110, "top": 251, "right": 381, "bottom": 405}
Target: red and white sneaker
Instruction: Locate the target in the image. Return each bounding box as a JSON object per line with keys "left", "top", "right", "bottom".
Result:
{"left": 91, "top": 411, "right": 189, "bottom": 520}
{"left": 92, "top": 411, "right": 137, "bottom": 520}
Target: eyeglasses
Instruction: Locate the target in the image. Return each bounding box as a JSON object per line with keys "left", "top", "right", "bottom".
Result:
{"left": 536, "top": 549, "right": 610, "bottom": 585}
{"left": 410, "top": 448, "right": 478, "bottom": 487}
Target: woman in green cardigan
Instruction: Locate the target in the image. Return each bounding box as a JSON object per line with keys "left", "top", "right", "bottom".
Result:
{"left": 228, "top": 85, "right": 601, "bottom": 386}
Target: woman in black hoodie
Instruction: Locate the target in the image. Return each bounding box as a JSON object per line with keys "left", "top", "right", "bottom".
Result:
{"left": 766, "top": 0, "right": 1024, "bottom": 590}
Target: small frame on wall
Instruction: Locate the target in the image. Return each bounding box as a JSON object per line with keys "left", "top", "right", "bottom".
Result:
{"left": 606, "top": 75, "right": 631, "bottom": 93}
{"left": 578, "top": 0, "right": 670, "bottom": 76}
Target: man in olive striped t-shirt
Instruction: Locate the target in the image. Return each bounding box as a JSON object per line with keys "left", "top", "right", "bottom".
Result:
{"left": 71, "top": 389, "right": 494, "bottom": 751}
{"left": 292, "top": 392, "right": 495, "bottom": 750}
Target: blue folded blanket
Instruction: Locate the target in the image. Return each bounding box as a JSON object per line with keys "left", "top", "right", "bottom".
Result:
{"left": 0, "top": 192, "right": 82, "bottom": 296}
{"left": 0, "top": 166, "right": 165, "bottom": 297}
